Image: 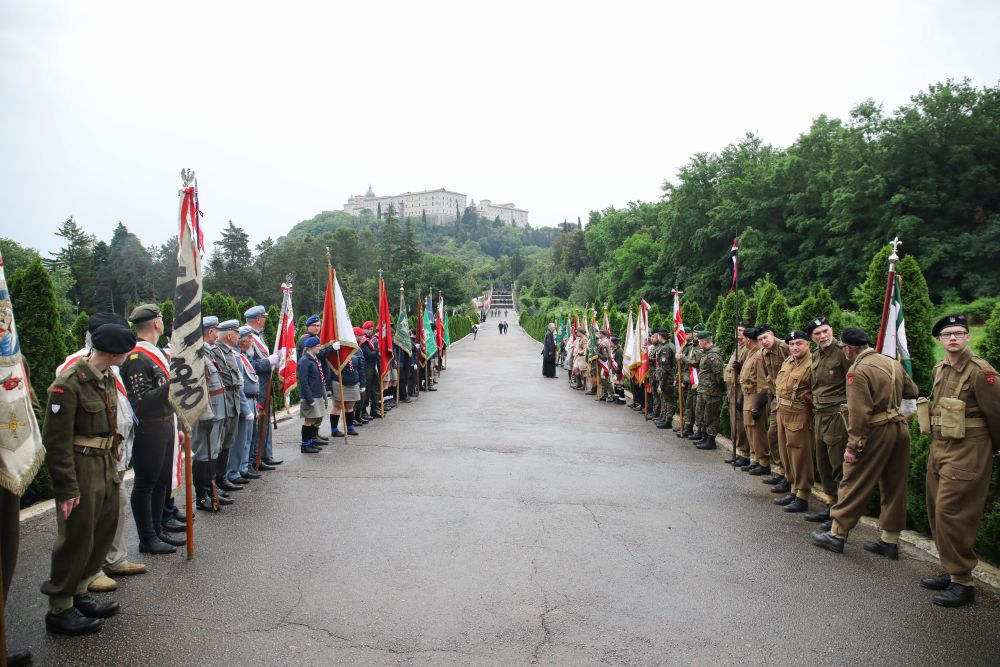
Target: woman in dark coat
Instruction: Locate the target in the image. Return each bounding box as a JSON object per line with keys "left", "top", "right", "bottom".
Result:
{"left": 542, "top": 323, "right": 557, "bottom": 377}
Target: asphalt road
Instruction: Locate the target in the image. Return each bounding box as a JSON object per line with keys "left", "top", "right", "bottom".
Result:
{"left": 7, "top": 321, "right": 1000, "bottom": 666}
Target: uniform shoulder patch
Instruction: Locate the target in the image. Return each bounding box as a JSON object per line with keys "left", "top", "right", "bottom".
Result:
{"left": 130, "top": 353, "right": 139, "bottom": 360}
{"left": 847, "top": 373, "right": 855, "bottom": 385}
{"left": 984, "top": 369, "right": 997, "bottom": 386}
{"left": 49, "top": 386, "right": 65, "bottom": 394}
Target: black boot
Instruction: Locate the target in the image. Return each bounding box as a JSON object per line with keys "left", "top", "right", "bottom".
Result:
{"left": 45, "top": 607, "right": 103, "bottom": 635}
{"left": 784, "top": 497, "right": 808, "bottom": 513}
{"left": 920, "top": 573, "right": 951, "bottom": 590}
{"left": 696, "top": 434, "right": 717, "bottom": 450}
{"left": 862, "top": 539, "right": 899, "bottom": 560}
{"left": 805, "top": 504, "right": 831, "bottom": 523}
{"left": 346, "top": 415, "right": 359, "bottom": 436}
{"left": 687, "top": 429, "right": 703, "bottom": 441}
{"left": 933, "top": 583, "right": 975, "bottom": 607}
{"left": 73, "top": 594, "right": 121, "bottom": 618}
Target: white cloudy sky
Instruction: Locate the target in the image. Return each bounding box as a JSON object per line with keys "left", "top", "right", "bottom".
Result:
{"left": 2, "top": 1, "right": 998, "bottom": 255}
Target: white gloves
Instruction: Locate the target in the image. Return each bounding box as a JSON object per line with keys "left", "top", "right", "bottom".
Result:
{"left": 899, "top": 398, "right": 917, "bottom": 417}
{"left": 331, "top": 341, "right": 341, "bottom": 350}
{"left": 267, "top": 353, "right": 281, "bottom": 367}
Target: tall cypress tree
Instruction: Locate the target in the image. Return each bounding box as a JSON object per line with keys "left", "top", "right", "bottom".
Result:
{"left": 10, "top": 258, "right": 68, "bottom": 391}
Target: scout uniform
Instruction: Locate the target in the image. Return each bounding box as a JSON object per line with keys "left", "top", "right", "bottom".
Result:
{"left": 813, "top": 328, "right": 918, "bottom": 553}
{"left": 693, "top": 333, "right": 726, "bottom": 449}
{"left": 41, "top": 323, "right": 135, "bottom": 635}
{"left": 773, "top": 331, "right": 813, "bottom": 512}
{"left": 807, "top": 316, "right": 853, "bottom": 515}
{"left": 920, "top": 314, "right": 1000, "bottom": 606}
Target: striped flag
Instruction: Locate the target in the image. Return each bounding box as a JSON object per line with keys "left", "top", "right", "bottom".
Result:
{"left": 879, "top": 274, "right": 912, "bottom": 376}
{"left": 622, "top": 310, "right": 636, "bottom": 378}
{"left": 728, "top": 237, "right": 739, "bottom": 293}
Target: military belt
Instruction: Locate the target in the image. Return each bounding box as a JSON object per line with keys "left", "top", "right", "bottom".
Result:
{"left": 141, "top": 414, "right": 174, "bottom": 422}
{"left": 814, "top": 402, "right": 847, "bottom": 415}
{"left": 225, "top": 384, "right": 241, "bottom": 391}
{"left": 209, "top": 388, "right": 226, "bottom": 396}
{"left": 869, "top": 409, "right": 903, "bottom": 425}
{"left": 777, "top": 397, "right": 807, "bottom": 409}
{"left": 74, "top": 435, "right": 114, "bottom": 449}
{"left": 73, "top": 445, "right": 114, "bottom": 456}
{"left": 930, "top": 416, "right": 987, "bottom": 428}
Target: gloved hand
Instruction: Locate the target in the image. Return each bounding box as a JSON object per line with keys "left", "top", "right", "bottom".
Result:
{"left": 267, "top": 353, "right": 281, "bottom": 367}
{"left": 750, "top": 393, "right": 767, "bottom": 419}
{"left": 331, "top": 341, "right": 341, "bottom": 350}
{"left": 899, "top": 398, "right": 917, "bottom": 417}
{"left": 733, "top": 361, "right": 742, "bottom": 374}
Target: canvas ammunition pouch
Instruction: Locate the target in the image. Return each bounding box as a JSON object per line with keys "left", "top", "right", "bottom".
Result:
{"left": 930, "top": 361, "right": 977, "bottom": 440}
{"left": 723, "top": 365, "right": 733, "bottom": 383}
{"left": 916, "top": 397, "right": 930, "bottom": 435}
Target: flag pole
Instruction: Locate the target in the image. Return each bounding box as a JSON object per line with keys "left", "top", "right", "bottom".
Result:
{"left": 325, "top": 249, "right": 349, "bottom": 445}
{"left": 731, "top": 237, "right": 740, "bottom": 468}
{"left": 415, "top": 294, "right": 422, "bottom": 396}
{"left": 181, "top": 427, "right": 195, "bottom": 559}
{"left": 674, "top": 286, "right": 685, "bottom": 434}
{"left": 875, "top": 237, "right": 901, "bottom": 353}
{"left": 379, "top": 270, "right": 386, "bottom": 419}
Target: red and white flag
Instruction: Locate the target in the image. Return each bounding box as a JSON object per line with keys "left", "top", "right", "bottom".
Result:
{"left": 378, "top": 278, "right": 394, "bottom": 376}
{"left": 320, "top": 263, "right": 359, "bottom": 370}
{"left": 274, "top": 281, "right": 297, "bottom": 395}
{"left": 631, "top": 299, "right": 650, "bottom": 384}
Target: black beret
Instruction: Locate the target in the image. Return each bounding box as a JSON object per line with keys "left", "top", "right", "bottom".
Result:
{"left": 785, "top": 330, "right": 809, "bottom": 343}
{"left": 738, "top": 321, "right": 753, "bottom": 329}
{"left": 841, "top": 327, "right": 870, "bottom": 347}
{"left": 91, "top": 323, "right": 136, "bottom": 354}
{"left": 755, "top": 324, "right": 772, "bottom": 335}
{"left": 88, "top": 312, "right": 128, "bottom": 334}
{"left": 743, "top": 327, "right": 759, "bottom": 340}
{"left": 610, "top": 334, "right": 620, "bottom": 342}
{"left": 932, "top": 313, "right": 969, "bottom": 337}
{"left": 804, "top": 316, "right": 829, "bottom": 336}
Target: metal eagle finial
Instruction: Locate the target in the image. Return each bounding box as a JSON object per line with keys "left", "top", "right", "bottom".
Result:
{"left": 181, "top": 169, "right": 195, "bottom": 187}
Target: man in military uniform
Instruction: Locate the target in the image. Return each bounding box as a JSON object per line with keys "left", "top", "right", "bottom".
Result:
{"left": 121, "top": 304, "right": 183, "bottom": 555}
{"left": 213, "top": 320, "right": 245, "bottom": 490}
{"left": 227, "top": 326, "right": 261, "bottom": 485}
{"left": 920, "top": 314, "right": 1000, "bottom": 607}
{"left": 646, "top": 330, "right": 662, "bottom": 418}
{"left": 41, "top": 322, "right": 135, "bottom": 635}
{"left": 691, "top": 330, "right": 725, "bottom": 450}
{"left": 724, "top": 322, "right": 753, "bottom": 466}
{"left": 739, "top": 326, "right": 770, "bottom": 473}
{"left": 360, "top": 320, "right": 382, "bottom": 417}
{"left": 191, "top": 316, "right": 231, "bottom": 511}
{"left": 676, "top": 326, "right": 697, "bottom": 438}
{"left": 811, "top": 327, "right": 918, "bottom": 557}
{"left": 610, "top": 334, "right": 627, "bottom": 404}
{"left": 244, "top": 305, "right": 282, "bottom": 469}
{"left": 772, "top": 330, "right": 813, "bottom": 512}
{"left": 654, "top": 330, "right": 676, "bottom": 428}
{"left": 805, "top": 316, "right": 853, "bottom": 527}
{"left": 595, "top": 330, "right": 614, "bottom": 400}
{"left": 757, "top": 325, "right": 790, "bottom": 486}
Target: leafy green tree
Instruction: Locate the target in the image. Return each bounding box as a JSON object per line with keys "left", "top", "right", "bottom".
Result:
{"left": 159, "top": 299, "right": 174, "bottom": 346}
{"left": 108, "top": 222, "right": 155, "bottom": 315}
{"left": 766, "top": 292, "right": 792, "bottom": 337}
{"left": 681, "top": 300, "right": 703, "bottom": 328}
{"left": 9, "top": 258, "right": 68, "bottom": 393}
{"left": 742, "top": 296, "right": 759, "bottom": 324}
{"left": 69, "top": 311, "right": 90, "bottom": 350}
{"left": 0, "top": 238, "right": 41, "bottom": 278}
{"left": 206, "top": 221, "right": 255, "bottom": 296}
{"left": 983, "top": 302, "right": 1000, "bottom": 370}
{"left": 713, "top": 290, "right": 743, "bottom": 360}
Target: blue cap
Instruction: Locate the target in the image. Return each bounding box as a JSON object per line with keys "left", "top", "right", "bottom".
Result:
{"left": 218, "top": 319, "right": 239, "bottom": 332}
{"left": 305, "top": 315, "right": 320, "bottom": 326}
{"left": 202, "top": 316, "right": 219, "bottom": 329}
{"left": 238, "top": 325, "right": 254, "bottom": 338}
{"left": 244, "top": 305, "right": 266, "bottom": 319}
{"left": 301, "top": 335, "right": 321, "bottom": 348}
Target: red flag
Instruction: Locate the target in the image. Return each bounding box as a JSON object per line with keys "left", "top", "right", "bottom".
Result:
{"left": 378, "top": 278, "right": 394, "bottom": 376}
{"left": 635, "top": 299, "right": 650, "bottom": 384}
{"left": 435, "top": 293, "right": 445, "bottom": 350}
{"left": 275, "top": 282, "right": 298, "bottom": 394}
{"left": 320, "top": 263, "right": 359, "bottom": 370}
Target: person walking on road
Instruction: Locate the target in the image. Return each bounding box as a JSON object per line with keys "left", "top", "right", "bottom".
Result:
{"left": 542, "top": 323, "right": 557, "bottom": 378}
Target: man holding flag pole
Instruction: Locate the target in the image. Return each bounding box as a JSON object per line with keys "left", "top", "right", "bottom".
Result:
{"left": 319, "top": 249, "right": 359, "bottom": 445}
{"left": 378, "top": 273, "right": 395, "bottom": 417}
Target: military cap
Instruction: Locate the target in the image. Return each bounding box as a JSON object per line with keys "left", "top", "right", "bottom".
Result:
{"left": 804, "top": 316, "right": 829, "bottom": 336}
{"left": 932, "top": 313, "right": 969, "bottom": 337}
{"left": 610, "top": 334, "right": 620, "bottom": 342}
{"left": 217, "top": 319, "right": 239, "bottom": 332}
{"left": 91, "top": 323, "right": 136, "bottom": 354}
{"left": 738, "top": 321, "right": 753, "bottom": 329}
{"left": 301, "top": 335, "right": 321, "bottom": 348}
{"left": 743, "top": 326, "right": 759, "bottom": 340}
{"left": 841, "top": 327, "right": 869, "bottom": 346}
{"left": 353, "top": 326, "right": 365, "bottom": 337}
{"left": 362, "top": 320, "right": 375, "bottom": 329}
{"left": 129, "top": 303, "right": 162, "bottom": 324}
{"left": 692, "top": 322, "right": 705, "bottom": 331}
{"left": 683, "top": 326, "right": 692, "bottom": 334}
{"left": 755, "top": 323, "right": 772, "bottom": 335}
{"left": 244, "top": 305, "right": 266, "bottom": 319}
{"left": 785, "top": 330, "right": 809, "bottom": 343}
{"left": 697, "top": 330, "right": 713, "bottom": 340}
{"left": 238, "top": 325, "right": 254, "bottom": 339}
{"left": 88, "top": 312, "right": 128, "bottom": 334}
{"left": 202, "top": 316, "right": 220, "bottom": 330}
{"left": 305, "top": 315, "right": 321, "bottom": 326}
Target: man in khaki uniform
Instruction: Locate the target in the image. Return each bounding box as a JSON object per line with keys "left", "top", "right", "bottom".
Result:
{"left": 724, "top": 322, "right": 752, "bottom": 467}
{"left": 41, "top": 323, "right": 136, "bottom": 636}
{"left": 773, "top": 330, "right": 813, "bottom": 513}
{"left": 920, "top": 314, "right": 1000, "bottom": 607}
{"left": 811, "top": 327, "right": 918, "bottom": 556}
{"left": 740, "top": 327, "right": 771, "bottom": 474}
{"left": 805, "top": 316, "right": 853, "bottom": 528}
{"left": 757, "top": 325, "right": 789, "bottom": 486}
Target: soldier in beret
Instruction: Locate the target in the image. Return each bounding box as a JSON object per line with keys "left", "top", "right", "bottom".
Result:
{"left": 772, "top": 330, "right": 813, "bottom": 512}
{"left": 805, "top": 315, "right": 853, "bottom": 528}
{"left": 738, "top": 326, "right": 771, "bottom": 474}
{"left": 41, "top": 322, "right": 136, "bottom": 635}
{"left": 811, "top": 327, "right": 918, "bottom": 559}
{"left": 757, "top": 324, "right": 790, "bottom": 486}
{"left": 122, "top": 303, "right": 183, "bottom": 555}
{"left": 680, "top": 324, "right": 705, "bottom": 440}
{"left": 724, "top": 322, "right": 753, "bottom": 466}
{"left": 920, "top": 314, "right": 1000, "bottom": 607}
{"left": 653, "top": 330, "right": 676, "bottom": 424}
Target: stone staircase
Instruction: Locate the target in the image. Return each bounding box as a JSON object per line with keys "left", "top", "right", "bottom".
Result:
{"left": 489, "top": 287, "right": 514, "bottom": 312}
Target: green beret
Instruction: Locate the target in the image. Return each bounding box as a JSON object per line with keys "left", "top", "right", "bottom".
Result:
{"left": 697, "top": 330, "right": 713, "bottom": 340}
{"left": 693, "top": 322, "right": 705, "bottom": 331}
{"left": 129, "top": 303, "right": 161, "bottom": 324}
{"left": 683, "top": 326, "right": 692, "bottom": 334}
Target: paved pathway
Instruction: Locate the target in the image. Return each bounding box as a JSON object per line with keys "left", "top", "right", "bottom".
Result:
{"left": 7, "top": 320, "right": 999, "bottom": 665}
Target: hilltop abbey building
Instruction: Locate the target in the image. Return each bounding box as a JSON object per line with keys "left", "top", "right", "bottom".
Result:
{"left": 344, "top": 187, "right": 528, "bottom": 226}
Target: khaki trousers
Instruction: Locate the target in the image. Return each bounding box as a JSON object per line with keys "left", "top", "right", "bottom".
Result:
{"left": 743, "top": 406, "right": 769, "bottom": 465}
{"left": 831, "top": 421, "right": 909, "bottom": 538}
{"left": 777, "top": 408, "right": 814, "bottom": 499}
{"left": 815, "top": 408, "right": 848, "bottom": 500}
{"left": 926, "top": 430, "right": 994, "bottom": 586}
{"left": 767, "top": 402, "right": 783, "bottom": 473}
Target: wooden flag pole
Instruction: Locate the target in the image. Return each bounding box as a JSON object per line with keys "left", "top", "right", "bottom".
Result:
{"left": 327, "top": 254, "right": 350, "bottom": 445}
{"left": 181, "top": 427, "right": 195, "bottom": 559}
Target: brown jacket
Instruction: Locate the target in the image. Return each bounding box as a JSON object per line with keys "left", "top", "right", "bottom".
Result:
{"left": 931, "top": 346, "right": 1000, "bottom": 454}
{"left": 811, "top": 341, "right": 853, "bottom": 411}
{"left": 845, "top": 348, "right": 919, "bottom": 453}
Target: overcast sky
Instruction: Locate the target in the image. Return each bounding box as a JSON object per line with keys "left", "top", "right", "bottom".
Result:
{"left": 2, "top": 1, "right": 998, "bottom": 256}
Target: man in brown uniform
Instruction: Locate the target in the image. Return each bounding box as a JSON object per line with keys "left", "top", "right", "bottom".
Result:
{"left": 920, "top": 314, "right": 1000, "bottom": 607}
{"left": 724, "top": 322, "right": 752, "bottom": 467}
{"left": 811, "top": 327, "right": 918, "bottom": 556}
{"left": 773, "top": 330, "right": 813, "bottom": 513}
{"left": 41, "top": 323, "right": 136, "bottom": 635}
{"left": 739, "top": 326, "right": 770, "bottom": 474}
{"left": 805, "top": 316, "right": 853, "bottom": 528}
{"left": 758, "top": 325, "right": 790, "bottom": 486}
